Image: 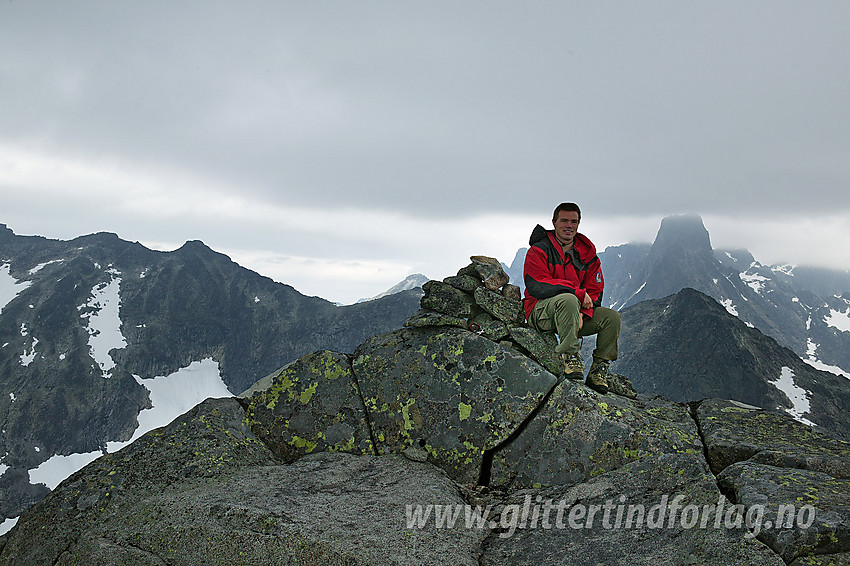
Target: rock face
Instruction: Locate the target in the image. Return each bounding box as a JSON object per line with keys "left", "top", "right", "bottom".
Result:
{"left": 696, "top": 399, "right": 850, "bottom": 564}
{"left": 482, "top": 453, "right": 785, "bottom": 566}
{"left": 353, "top": 327, "right": 557, "bottom": 485}
{"left": 2, "top": 256, "right": 849, "bottom": 565}
{"left": 0, "top": 399, "right": 485, "bottom": 566}
{"left": 488, "top": 384, "right": 703, "bottom": 489}
{"left": 241, "top": 350, "right": 374, "bottom": 463}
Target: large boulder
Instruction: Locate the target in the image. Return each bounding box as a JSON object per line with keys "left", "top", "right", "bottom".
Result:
{"left": 1, "top": 447, "right": 487, "bottom": 565}
{"left": 719, "top": 461, "right": 850, "bottom": 563}
{"left": 695, "top": 398, "right": 850, "bottom": 475}
{"left": 240, "top": 350, "right": 375, "bottom": 462}
{"left": 695, "top": 397, "right": 850, "bottom": 564}
{"left": 474, "top": 286, "right": 524, "bottom": 325}
{"left": 481, "top": 452, "right": 783, "bottom": 566}
{"left": 420, "top": 280, "right": 475, "bottom": 318}
{"left": 352, "top": 327, "right": 558, "bottom": 485}
{"left": 488, "top": 383, "right": 703, "bottom": 489}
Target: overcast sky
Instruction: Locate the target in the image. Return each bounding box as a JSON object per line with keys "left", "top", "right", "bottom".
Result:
{"left": 2, "top": 1, "right": 849, "bottom": 303}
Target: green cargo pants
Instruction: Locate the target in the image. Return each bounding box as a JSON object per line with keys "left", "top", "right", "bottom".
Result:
{"left": 529, "top": 293, "right": 620, "bottom": 361}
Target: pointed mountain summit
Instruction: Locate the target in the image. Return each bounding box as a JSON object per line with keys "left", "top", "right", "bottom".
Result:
{"left": 598, "top": 214, "right": 812, "bottom": 358}
{"left": 500, "top": 247, "right": 528, "bottom": 295}
{"left": 649, "top": 214, "right": 713, "bottom": 255}
{"left": 620, "top": 214, "right": 730, "bottom": 308}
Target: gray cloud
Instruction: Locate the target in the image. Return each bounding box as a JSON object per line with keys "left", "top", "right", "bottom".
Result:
{"left": 2, "top": 1, "right": 849, "bottom": 300}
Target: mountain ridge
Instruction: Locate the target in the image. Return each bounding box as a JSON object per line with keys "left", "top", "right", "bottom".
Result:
{"left": 0, "top": 223, "right": 422, "bottom": 524}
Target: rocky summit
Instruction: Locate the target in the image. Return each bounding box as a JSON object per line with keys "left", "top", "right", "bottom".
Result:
{"left": 1, "top": 257, "right": 849, "bottom": 565}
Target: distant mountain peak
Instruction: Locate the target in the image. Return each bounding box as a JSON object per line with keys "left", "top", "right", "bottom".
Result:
{"left": 356, "top": 273, "right": 429, "bottom": 303}
{"left": 177, "top": 239, "right": 213, "bottom": 252}
{"left": 651, "top": 214, "right": 712, "bottom": 255}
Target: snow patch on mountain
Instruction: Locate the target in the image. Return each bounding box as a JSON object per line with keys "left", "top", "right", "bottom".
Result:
{"left": 623, "top": 282, "right": 646, "bottom": 307}
{"left": 27, "top": 451, "right": 104, "bottom": 491}
{"left": 825, "top": 307, "right": 850, "bottom": 333}
{"left": 20, "top": 334, "right": 38, "bottom": 367}
{"left": 114, "top": 359, "right": 233, "bottom": 448}
{"left": 769, "top": 366, "right": 815, "bottom": 426}
{"left": 77, "top": 273, "right": 126, "bottom": 378}
{"left": 805, "top": 338, "right": 850, "bottom": 379}
{"left": 771, "top": 264, "right": 796, "bottom": 275}
{"left": 805, "top": 358, "right": 850, "bottom": 379}
{"left": 739, "top": 270, "right": 769, "bottom": 294}
{"left": 0, "top": 517, "right": 17, "bottom": 536}
{"left": 719, "top": 298, "right": 739, "bottom": 317}
{"left": 28, "top": 259, "right": 64, "bottom": 275}
{"left": 0, "top": 263, "right": 31, "bottom": 313}
{"left": 27, "top": 358, "right": 232, "bottom": 492}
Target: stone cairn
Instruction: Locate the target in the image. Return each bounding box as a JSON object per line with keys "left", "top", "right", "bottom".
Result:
{"left": 404, "top": 255, "right": 637, "bottom": 397}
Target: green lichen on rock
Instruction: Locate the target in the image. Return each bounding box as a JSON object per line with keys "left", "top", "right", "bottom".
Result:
{"left": 420, "top": 280, "right": 476, "bottom": 318}
{"left": 482, "top": 452, "right": 784, "bottom": 566}
{"left": 352, "top": 326, "right": 557, "bottom": 485}
{"left": 242, "top": 350, "right": 375, "bottom": 463}
{"left": 473, "top": 286, "right": 524, "bottom": 325}
{"left": 489, "top": 383, "right": 703, "bottom": 489}
{"left": 507, "top": 326, "right": 562, "bottom": 376}
{"left": 405, "top": 308, "right": 469, "bottom": 330}
{"left": 719, "top": 461, "right": 850, "bottom": 563}
{"left": 443, "top": 274, "right": 481, "bottom": 293}
{"left": 696, "top": 398, "right": 850, "bottom": 476}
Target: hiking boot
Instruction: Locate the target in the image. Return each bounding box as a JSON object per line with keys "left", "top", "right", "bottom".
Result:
{"left": 563, "top": 352, "right": 584, "bottom": 380}
{"left": 585, "top": 359, "right": 610, "bottom": 394}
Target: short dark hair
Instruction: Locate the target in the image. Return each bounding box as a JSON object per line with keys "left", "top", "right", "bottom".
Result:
{"left": 552, "top": 202, "right": 581, "bottom": 222}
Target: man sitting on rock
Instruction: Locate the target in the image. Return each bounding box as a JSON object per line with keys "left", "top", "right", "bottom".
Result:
{"left": 522, "top": 202, "right": 621, "bottom": 394}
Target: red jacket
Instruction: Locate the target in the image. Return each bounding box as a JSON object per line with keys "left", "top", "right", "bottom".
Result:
{"left": 522, "top": 224, "right": 604, "bottom": 320}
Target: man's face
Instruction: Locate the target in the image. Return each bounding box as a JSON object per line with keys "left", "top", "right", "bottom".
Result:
{"left": 553, "top": 210, "right": 580, "bottom": 246}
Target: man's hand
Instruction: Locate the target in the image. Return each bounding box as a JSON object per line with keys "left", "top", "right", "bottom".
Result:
{"left": 581, "top": 292, "right": 593, "bottom": 310}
